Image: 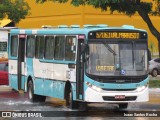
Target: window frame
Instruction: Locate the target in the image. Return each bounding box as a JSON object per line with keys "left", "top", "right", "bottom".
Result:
{"left": 35, "top": 35, "right": 45, "bottom": 59}
{"left": 54, "top": 36, "right": 65, "bottom": 60}
{"left": 10, "top": 35, "right": 18, "bottom": 57}
{"left": 26, "top": 35, "right": 36, "bottom": 58}
{"left": 44, "top": 35, "right": 55, "bottom": 60}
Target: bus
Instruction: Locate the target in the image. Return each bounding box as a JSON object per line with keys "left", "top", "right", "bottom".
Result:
{"left": 8, "top": 24, "right": 149, "bottom": 109}
{"left": 0, "top": 27, "right": 17, "bottom": 61}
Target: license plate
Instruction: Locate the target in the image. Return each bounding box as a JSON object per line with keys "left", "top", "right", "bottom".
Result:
{"left": 115, "top": 95, "right": 125, "bottom": 99}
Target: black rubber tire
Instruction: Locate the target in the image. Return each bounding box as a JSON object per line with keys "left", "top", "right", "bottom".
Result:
{"left": 151, "top": 69, "right": 158, "bottom": 77}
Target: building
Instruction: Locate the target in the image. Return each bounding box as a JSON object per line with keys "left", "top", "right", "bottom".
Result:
{"left": 16, "top": 0, "right": 160, "bottom": 53}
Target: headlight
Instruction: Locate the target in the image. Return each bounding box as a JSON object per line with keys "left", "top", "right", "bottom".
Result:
{"left": 86, "top": 82, "right": 102, "bottom": 92}
{"left": 136, "top": 85, "right": 147, "bottom": 92}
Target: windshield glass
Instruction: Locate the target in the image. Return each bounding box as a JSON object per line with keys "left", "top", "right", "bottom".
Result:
{"left": 86, "top": 42, "right": 147, "bottom": 76}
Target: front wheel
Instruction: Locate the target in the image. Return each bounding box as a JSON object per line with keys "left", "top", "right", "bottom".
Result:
{"left": 118, "top": 103, "right": 128, "bottom": 109}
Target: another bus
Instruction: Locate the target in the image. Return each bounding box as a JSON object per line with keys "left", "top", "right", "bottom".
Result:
{"left": 8, "top": 24, "right": 149, "bottom": 109}
{"left": 0, "top": 27, "right": 17, "bottom": 61}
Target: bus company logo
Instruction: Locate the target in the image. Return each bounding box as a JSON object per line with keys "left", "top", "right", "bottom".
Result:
{"left": 2, "top": 112, "right": 12, "bottom": 117}
{"left": 116, "top": 80, "right": 125, "bottom": 83}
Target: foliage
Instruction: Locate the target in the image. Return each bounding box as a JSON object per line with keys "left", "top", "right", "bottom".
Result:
{"left": 35, "top": 0, "right": 156, "bottom": 16}
{"left": 149, "top": 41, "right": 155, "bottom": 57}
{"left": 149, "top": 80, "right": 160, "bottom": 88}
{"left": 0, "top": 0, "right": 30, "bottom": 23}
{"left": 35, "top": 0, "right": 160, "bottom": 56}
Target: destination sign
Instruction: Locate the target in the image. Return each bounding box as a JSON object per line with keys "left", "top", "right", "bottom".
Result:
{"left": 88, "top": 31, "right": 147, "bottom": 40}
{"left": 96, "top": 66, "right": 114, "bottom": 71}
{"left": 0, "top": 42, "right": 7, "bottom": 51}
{"left": 96, "top": 32, "right": 139, "bottom": 39}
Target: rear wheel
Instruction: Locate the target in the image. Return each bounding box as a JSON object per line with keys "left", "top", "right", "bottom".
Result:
{"left": 27, "top": 80, "right": 46, "bottom": 102}
{"left": 151, "top": 69, "right": 158, "bottom": 77}
{"left": 118, "top": 103, "right": 128, "bottom": 109}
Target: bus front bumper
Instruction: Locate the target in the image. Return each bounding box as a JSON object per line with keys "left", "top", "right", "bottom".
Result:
{"left": 84, "top": 86, "right": 149, "bottom": 103}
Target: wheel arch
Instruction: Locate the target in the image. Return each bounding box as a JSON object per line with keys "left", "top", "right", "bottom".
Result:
{"left": 64, "top": 80, "right": 71, "bottom": 99}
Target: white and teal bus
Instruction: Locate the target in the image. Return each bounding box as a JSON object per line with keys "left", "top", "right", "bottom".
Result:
{"left": 8, "top": 25, "right": 149, "bottom": 109}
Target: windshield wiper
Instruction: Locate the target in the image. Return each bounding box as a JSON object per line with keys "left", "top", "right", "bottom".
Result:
{"left": 103, "top": 43, "right": 117, "bottom": 56}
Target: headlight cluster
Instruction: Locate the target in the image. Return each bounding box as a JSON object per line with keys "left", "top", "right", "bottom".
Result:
{"left": 86, "top": 82, "right": 102, "bottom": 92}
{"left": 136, "top": 84, "right": 148, "bottom": 92}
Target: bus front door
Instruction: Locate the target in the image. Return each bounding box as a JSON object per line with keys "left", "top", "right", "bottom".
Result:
{"left": 76, "top": 38, "right": 85, "bottom": 100}
{"left": 17, "top": 35, "right": 26, "bottom": 90}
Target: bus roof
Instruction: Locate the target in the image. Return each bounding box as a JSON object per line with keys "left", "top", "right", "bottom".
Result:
{"left": 10, "top": 24, "right": 147, "bottom": 35}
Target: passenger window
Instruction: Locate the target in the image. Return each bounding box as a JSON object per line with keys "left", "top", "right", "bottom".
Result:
{"left": 35, "top": 36, "right": 45, "bottom": 59}
{"left": 44, "top": 36, "right": 54, "bottom": 59}
{"left": 65, "top": 36, "right": 77, "bottom": 61}
{"left": 154, "top": 58, "right": 160, "bottom": 63}
{"left": 26, "top": 36, "right": 35, "bottom": 58}
{"left": 0, "top": 63, "right": 5, "bottom": 71}
{"left": 54, "top": 36, "right": 65, "bottom": 60}
{"left": 11, "top": 36, "right": 18, "bottom": 57}
{"left": 4, "top": 63, "right": 8, "bottom": 71}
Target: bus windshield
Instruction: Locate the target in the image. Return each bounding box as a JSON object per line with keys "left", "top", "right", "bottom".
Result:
{"left": 86, "top": 42, "right": 148, "bottom": 76}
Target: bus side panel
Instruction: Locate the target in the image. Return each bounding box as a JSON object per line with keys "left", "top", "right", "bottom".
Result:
{"left": 26, "top": 58, "right": 34, "bottom": 77}
{"left": 9, "top": 74, "right": 18, "bottom": 90}
{"left": 34, "top": 78, "right": 43, "bottom": 96}
{"left": 43, "top": 80, "right": 65, "bottom": 99}
{"left": 21, "top": 75, "right": 25, "bottom": 90}
{"left": 9, "top": 60, "right": 18, "bottom": 90}
{"left": 33, "top": 59, "right": 75, "bottom": 99}
{"left": 43, "top": 80, "right": 54, "bottom": 97}
{"left": 21, "top": 62, "right": 25, "bottom": 90}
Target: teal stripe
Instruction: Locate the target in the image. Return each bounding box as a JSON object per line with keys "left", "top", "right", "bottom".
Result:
{"left": 39, "top": 59, "right": 76, "bottom": 64}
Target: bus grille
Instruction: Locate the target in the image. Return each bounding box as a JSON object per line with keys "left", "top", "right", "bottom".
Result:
{"left": 102, "top": 96, "right": 137, "bottom": 101}
{"left": 95, "top": 76, "right": 147, "bottom": 83}
{"left": 102, "top": 89, "right": 136, "bottom": 91}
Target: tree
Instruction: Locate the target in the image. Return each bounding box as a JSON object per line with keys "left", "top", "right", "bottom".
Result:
{"left": 0, "top": 0, "right": 30, "bottom": 24}
{"left": 36, "top": 0, "right": 160, "bottom": 56}
{"left": 149, "top": 41, "right": 155, "bottom": 57}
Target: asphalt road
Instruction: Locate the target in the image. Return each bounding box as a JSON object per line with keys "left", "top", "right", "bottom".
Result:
{"left": 0, "top": 85, "right": 159, "bottom": 120}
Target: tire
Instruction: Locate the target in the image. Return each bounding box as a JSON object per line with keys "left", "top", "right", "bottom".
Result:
{"left": 66, "top": 88, "right": 78, "bottom": 109}
{"left": 118, "top": 103, "right": 128, "bottom": 109}
{"left": 151, "top": 69, "right": 158, "bottom": 77}
{"left": 27, "top": 80, "right": 46, "bottom": 102}
{"left": 78, "top": 102, "right": 88, "bottom": 111}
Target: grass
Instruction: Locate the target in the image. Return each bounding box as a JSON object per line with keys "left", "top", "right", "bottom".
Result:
{"left": 149, "top": 80, "right": 160, "bottom": 88}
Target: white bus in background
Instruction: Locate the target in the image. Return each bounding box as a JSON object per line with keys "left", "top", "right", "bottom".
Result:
{"left": 0, "top": 27, "right": 17, "bottom": 60}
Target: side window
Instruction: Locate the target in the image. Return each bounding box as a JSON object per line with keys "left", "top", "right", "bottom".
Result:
{"left": 35, "top": 36, "right": 45, "bottom": 59}
{"left": 44, "top": 36, "right": 54, "bottom": 59}
{"left": 4, "top": 63, "right": 8, "bottom": 71}
{"left": 65, "top": 36, "right": 77, "bottom": 61}
{"left": 11, "top": 36, "right": 18, "bottom": 57}
{"left": 54, "top": 36, "right": 65, "bottom": 60}
{"left": 26, "top": 36, "right": 35, "bottom": 58}
{"left": 154, "top": 58, "right": 160, "bottom": 63}
{"left": 0, "top": 63, "right": 5, "bottom": 71}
